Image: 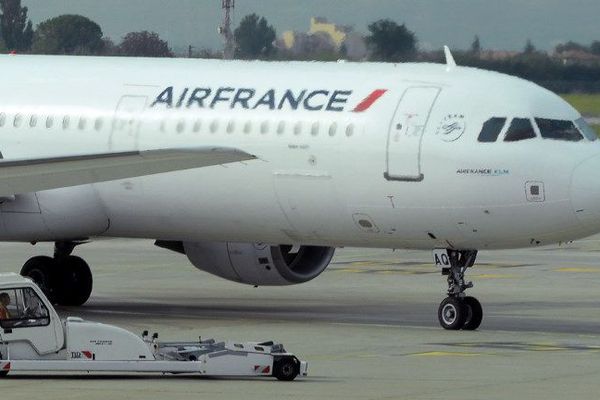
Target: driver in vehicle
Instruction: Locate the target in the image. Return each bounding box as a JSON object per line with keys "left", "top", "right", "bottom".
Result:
{"left": 0, "top": 292, "right": 10, "bottom": 320}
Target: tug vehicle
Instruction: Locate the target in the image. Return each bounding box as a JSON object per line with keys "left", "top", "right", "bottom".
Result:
{"left": 0, "top": 273, "right": 307, "bottom": 380}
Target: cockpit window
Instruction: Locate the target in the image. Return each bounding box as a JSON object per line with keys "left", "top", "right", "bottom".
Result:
{"left": 504, "top": 118, "right": 536, "bottom": 142}
{"left": 535, "top": 118, "right": 583, "bottom": 142}
{"left": 575, "top": 118, "right": 598, "bottom": 141}
{"left": 478, "top": 117, "right": 506, "bottom": 142}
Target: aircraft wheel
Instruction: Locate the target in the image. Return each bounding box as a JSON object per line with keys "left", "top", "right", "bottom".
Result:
{"left": 56, "top": 256, "right": 93, "bottom": 306}
{"left": 438, "top": 297, "right": 467, "bottom": 330}
{"left": 21, "top": 256, "right": 58, "bottom": 303}
{"left": 462, "top": 296, "right": 483, "bottom": 331}
{"left": 273, "top": 356, "right": 300, "bottom": 381}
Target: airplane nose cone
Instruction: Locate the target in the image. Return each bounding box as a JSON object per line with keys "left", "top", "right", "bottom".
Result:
{"left": 571, "top": 155, "right": 600, "bottom": 225}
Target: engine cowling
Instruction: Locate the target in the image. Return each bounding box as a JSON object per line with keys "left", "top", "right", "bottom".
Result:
{"left": 183, "top": 242, "right": 335, "bottom": 286}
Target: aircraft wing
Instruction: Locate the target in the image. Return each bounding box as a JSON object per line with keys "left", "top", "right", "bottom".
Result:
{"left": 0, "top": 147, "right": 256, "bottom": 197}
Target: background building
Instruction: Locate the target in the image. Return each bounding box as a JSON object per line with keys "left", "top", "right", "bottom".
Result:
{"left": 280, "top": 17, "right": 367, "bottom": 60}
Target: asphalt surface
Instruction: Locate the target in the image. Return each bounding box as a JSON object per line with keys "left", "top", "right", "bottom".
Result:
{"left": 1, "top": 238, "right": 600, "bottom": 399}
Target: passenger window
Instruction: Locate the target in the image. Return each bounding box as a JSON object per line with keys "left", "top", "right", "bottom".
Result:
{"left": 311, "top": 122, "right": 319, "bottom": 136}
{"left": 46, "top": 116, "right": 54, "bottom": 129}
{"left": 94, "top": 118, "right": 103, "bottom": 131}
{"left": 176, "top": 120, "right": 185, "bottom": 134}
{"left": 575, "top": 118, "right": 597, "bottom": 141}
{"left": 277, "top": 121, "right": 285, "bottom": 135}
{"left": 329, "top": 122, "right": 337, "bottom": 137}
{"left": 14, "top": 114, "right": 22, "bottom": 128}
{"left": 293, "top": 122, "right": 302, "bottom": 136}
{"left": 29, "top": 115, "right": 37, "bottom": 128}
{"left": 226, "top": 120, "right": 235, "bottom": 134}
{"left": 193, "top": 120, "right": 202, "bottom": 133}
{"left": 536, "top": 118, "right": 583, "bottom": 142}
{"left": 210, "top": 120, "right": 219, "bottom": 134}
{"left": 0, "top": 113, "right": 5, "bottom": 127}
{"left": 478, "top": 117, "right": 506, "bottom": 142}
{"left": 504, "top": 118, "right": 536, "bottom": 142}
{"left": 243, "top": 121, "right": 252, "bottom": 134}
{"left": 0, "top": 287, "right": 50, "bottom": 329}
{"left": 78, "top": 117, "right": 87, "bottom": 130}
{"left": 62, "top": 116, "right": 70, "bottom": 130}
{"left": 260, "top": 121, "right": 269, "bottom": 135}
{"left": 346, "top": 124, "right": 355, "bottom": 137}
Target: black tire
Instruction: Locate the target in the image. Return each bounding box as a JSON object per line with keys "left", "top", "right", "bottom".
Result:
{"left": 273, "top": 357, "right": 300, "bottom": 381}
{"left": 0, "top": 352, "right": 8, "bottom": 377}
{"left": 462, "top": 296, "right": 483, "bottom": 331}
{"left": 438, "top": 297, "right": 467, "bottom": 330}
{"left": 55, "top": 256, "right": 93, "bottom": 306}
{"left": 20, "top": 256, "right": 58, "bottom": 303}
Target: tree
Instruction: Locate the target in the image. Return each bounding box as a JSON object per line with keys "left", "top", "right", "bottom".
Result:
{"left": 234, "top": 14, "right": 276, "bottom": 59}
{"left": 0, "top": 0, "right": 33, "bottom": 51}
{"left": 555, "top": 40, "right": 587, "bottom": 54}
{"left": 365, "top": 19, "right": 417, "bottom": 62}
{"left": 523, "top": 39, "right": 537, "bottom": 55}
{"left": 32, "top": 15, "right": 104, "bottom": 55}
{"left": 589, "top": 41, "right": 600, "bottom": 56}
{"left": 470, "top": 35, "right": 481, "bottom": 56}
{"left": 118, "top": 31, "right": 173, "bottom": 57}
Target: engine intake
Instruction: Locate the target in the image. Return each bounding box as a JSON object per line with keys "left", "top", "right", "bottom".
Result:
{"left": 183, "top": 242, "right": 335, "bottom": 286}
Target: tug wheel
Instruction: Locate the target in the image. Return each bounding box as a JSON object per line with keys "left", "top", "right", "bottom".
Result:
{"left": 0, "top": 352, "right": 8, "bottom": 377}
{"left": 273, "top": 357, "right": 300, "bottom": 381}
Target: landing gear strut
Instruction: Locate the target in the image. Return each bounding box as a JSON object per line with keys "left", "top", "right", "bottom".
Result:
{"left": 20, "top": 241, "right": 93, "bottom": 306}
{"left": 435, "top": 249, "right": 483, "bottom": 331}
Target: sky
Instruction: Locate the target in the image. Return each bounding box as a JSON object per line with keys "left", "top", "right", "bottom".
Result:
{"left": 21, "top": 0, "right": 600, "bottom": 54}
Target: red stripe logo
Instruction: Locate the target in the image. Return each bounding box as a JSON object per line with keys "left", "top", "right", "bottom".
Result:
{"left": 2, "top": 362, "right": 10, "bottom": 371}
{"left": 353, "top": 89, "right": 387, "bottom": 112}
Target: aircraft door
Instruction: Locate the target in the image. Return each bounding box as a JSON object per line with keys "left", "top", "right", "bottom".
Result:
{"left": 385, "top": 87, "right": 441, "bottom": 182}
{"left": 109, "top": 95, "right": 148, "bottom": 151}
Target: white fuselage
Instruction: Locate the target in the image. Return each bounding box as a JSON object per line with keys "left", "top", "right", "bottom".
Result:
{"left": 0, "top": 55, "right": 598, "bottom": 250}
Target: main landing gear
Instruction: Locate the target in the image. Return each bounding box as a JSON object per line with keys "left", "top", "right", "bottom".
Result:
{"left": 20, "top": 241, "right": 93, "bottom": 306}
{"left": 435, "top": 249, "right": 483, "bottom": 331}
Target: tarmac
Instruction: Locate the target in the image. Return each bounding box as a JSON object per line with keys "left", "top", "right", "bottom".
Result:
{"left": 2, "top": 237, "right": 600, "bottom": 399}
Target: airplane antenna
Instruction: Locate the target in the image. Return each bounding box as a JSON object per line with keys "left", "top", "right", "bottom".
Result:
{"left": 220, "top": 0, "right": 236, "bottom": 60}
{"left": 444, "top": 46, "right": 457, "bottom": 71}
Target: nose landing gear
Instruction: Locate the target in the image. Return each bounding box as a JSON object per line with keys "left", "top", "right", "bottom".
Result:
{"left": 435, "top": 249, "right": 483, "bottom": 330}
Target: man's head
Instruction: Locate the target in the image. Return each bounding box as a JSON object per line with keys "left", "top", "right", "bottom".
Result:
{"left": 0, "top": 293, "right": 10, "bottom": 306}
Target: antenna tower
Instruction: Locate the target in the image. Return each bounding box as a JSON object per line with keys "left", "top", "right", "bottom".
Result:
{"left": 220, "top": 0, "right": 235, "bottom": 59}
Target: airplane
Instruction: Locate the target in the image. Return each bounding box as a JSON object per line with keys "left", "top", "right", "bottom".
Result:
{"left": 0, "top": 48, "right": 597, "bottom": 331}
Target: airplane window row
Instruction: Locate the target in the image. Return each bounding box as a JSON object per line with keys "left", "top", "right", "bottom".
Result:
{"left": 0, "top": 113, "right": 107, "bottom": 132}
{"left": 162, "top": 118, "right": 357, "bottom": 138}
{"left": 478, "top": 117, "right": 597, "bottom": 143}
{"left": 0, "top": 112, "right": 358, "bottom": 139}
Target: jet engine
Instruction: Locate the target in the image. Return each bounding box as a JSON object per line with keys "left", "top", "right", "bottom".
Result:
{"left": 182, "top": 242, "right": 335, "bottom": 286}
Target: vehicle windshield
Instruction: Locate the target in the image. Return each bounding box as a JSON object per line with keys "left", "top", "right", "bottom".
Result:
{"left": 535, "top": 118, "right": 584, "bottom": 142}
{"left": 0, "top": 287, "right": 50, "bottom": 329}
{"left": 575, "top": 118, "right": 598, "bottom": 141}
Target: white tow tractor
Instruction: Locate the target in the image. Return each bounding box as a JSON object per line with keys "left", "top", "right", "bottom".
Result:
{"left": 0, "top": 273, "right": 307, "bottom": 380}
